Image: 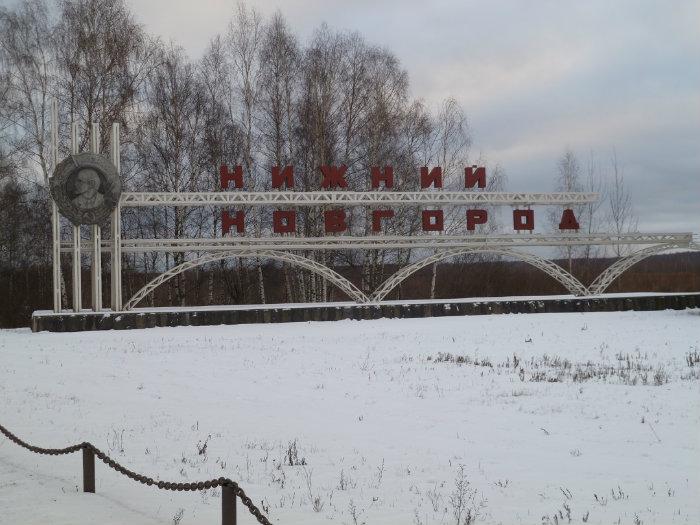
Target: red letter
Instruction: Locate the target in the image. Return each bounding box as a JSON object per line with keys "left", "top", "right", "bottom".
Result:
{"left": 220, "top": 165, "right": 243, "bottom": 189}
{"left": 320, "top": 165, "right": 348, "bottom": 188}
{"left": 559, "top": 208, "right": 580, "bottom": 230}
{"left": 273, "top": 211, "right": 296, "bottom": 234}
{"left": 513, "top": 209, "right": 534, "bottom": 231}
{"left": 324, "top": 210, "right": 348, "bottom": 233}
{"left": 466, "top": 209, "right": 488, "bottom": 231}
{"left": 371, "top": 166, "right": 393, "bottom": 189}
{"left": 372, "top": 210, "right": 394, "bottom": 232}
{"left": 272, "top": 166, "right": 294, "bottom": 189}
{"left": 422, "top": 210, "right": 444, "bottom": 231}
{"left": 222, "top": 211, "right": 245, "bottom": 235}
{"left": 465, "top": 166, "right": 486, "bottom": 189}
{"left": 420, "top": 167, "right": 443, "bottom": 189}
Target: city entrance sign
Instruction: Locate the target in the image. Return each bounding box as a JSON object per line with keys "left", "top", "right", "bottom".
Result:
{"left": 45, "top": 108, "right": 696, "bottom": 315}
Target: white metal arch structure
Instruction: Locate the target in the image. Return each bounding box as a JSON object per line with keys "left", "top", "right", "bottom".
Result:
{"left": 588, "top": 243, "right": 700, "bottom": 295}
{"left": 123, "top": 250, "right": 369, "bottom": 310}
{"left": 371, "top": 248, "right": 589, "bottom": 302}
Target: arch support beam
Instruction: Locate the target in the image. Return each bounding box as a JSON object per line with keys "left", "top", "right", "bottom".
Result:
{"left": 123, "top": 250, "right": 369, "bottom": 310}
{"left": 123, "top": 242, "right": 699, "bottom": 310}
{"left": 587, "top": 243, "right": 696, "bottom": 295}
{"left": 371, "top": 248, "right": 588, "bottom": 302}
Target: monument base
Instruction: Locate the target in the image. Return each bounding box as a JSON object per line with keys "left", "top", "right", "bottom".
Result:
{"left": 31, "top": 293, "right": 700, "bottom": 332}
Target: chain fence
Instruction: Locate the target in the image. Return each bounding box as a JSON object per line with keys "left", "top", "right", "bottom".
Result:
{"left": 0, "top": 422, "right": 272, "bottom": 525}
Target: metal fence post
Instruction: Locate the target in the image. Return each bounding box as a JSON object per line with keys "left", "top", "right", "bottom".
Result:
{"left": 222, "top": 484, "right": 237, "bottom": 525}
{"left": 82, "top": 447, "right": 95, "bottom": 493}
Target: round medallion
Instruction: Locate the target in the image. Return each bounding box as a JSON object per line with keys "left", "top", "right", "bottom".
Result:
{"left": 50, "top": 153, "right": 121, "bottom": 226}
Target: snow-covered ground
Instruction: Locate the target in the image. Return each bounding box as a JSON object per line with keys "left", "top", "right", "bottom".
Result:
{"left": 1, "top": 309, "right": 699, "bottom": 524}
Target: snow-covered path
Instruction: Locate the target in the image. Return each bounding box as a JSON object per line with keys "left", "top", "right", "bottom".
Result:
{"left": 1, "top": 310, "right": 699, "bottom": 524}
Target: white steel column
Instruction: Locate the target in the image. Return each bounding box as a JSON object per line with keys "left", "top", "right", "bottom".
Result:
{"left": 90, "top": 123, "right": 102, "bottom": 311}
{"left": 71, "top": 123, "right": 82, "bottom": 312}
{"left": 50, "top": 99, "right": 61, "bottom": 312}
{"left": 110, "top": 123, "right": 122, "bottom": 311}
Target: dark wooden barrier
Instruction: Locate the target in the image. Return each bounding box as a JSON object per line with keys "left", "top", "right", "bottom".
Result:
{"left": 31, "top": 293, "right": 700, "bottom": 332}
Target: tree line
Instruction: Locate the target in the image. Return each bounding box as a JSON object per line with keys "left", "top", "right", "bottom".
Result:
{"left": 0, "top": 0, "right": 666, "bottom": 326}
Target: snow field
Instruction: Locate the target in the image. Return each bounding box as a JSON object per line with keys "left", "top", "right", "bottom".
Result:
{"left": 0, "top": 309, "right": 699, "bottom": 524}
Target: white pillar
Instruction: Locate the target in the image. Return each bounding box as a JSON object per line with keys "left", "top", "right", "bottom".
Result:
{"left": 90, "top": 122, "right": 102, "bottom": 311}
{"left": 110, "top": 123, "right": 122, "bottom": 311}
{"left": 50, "top": 99, "right": 61, "bottom": 313}
{"left": 71, "top": 123, "right": 82, "bottom": 312}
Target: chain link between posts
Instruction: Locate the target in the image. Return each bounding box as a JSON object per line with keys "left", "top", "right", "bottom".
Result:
{"left": 0, "top": 423, "right": 272, "bottom": 525}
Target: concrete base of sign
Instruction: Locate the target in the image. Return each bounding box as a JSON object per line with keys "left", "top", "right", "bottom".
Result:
{"left": 31, "top": 293, "right": 700, "bottom": 332}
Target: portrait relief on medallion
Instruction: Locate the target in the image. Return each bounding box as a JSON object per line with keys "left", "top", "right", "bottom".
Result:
{"left": 68, "top": 168, "right": 106, "bottom": 210}
{"left": 50, "top": 152, "right": 121, "bottom": 226}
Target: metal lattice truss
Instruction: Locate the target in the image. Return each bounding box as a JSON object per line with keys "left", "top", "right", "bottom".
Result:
{"left": 61, "top": 232, "right": 693, "bottom": 254}
{"left": 371, "top": 248, "right": 589, "bottom": 300}
{"left": 123, "top": 250, "right": 369, "bottom": 310}
{"left": 116, "top": 232, "right": 697, "bottom": 310}
{"left": 119, "top": 191, "right": 599, "bottom": 207}
{"left": 587, "top": 243, "right": 689, "bottom": 295}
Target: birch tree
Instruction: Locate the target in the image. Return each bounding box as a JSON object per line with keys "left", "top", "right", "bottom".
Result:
{"left": 579, "top": 151, "right": 606, "bottom": 260}
{"left": 549, "top": 148, "right": 584, "bottom": 273}
{"left": 0, "top": 0, "right": 54, "bottom": 184}
{"left": 227, "top": 2, "right": 266, "bottom": 302}
{"left": 258, "top": 12, "right": 300, "bottom": 300}
{"left": 607, "top": 149, "right": 637, "bottom": 257}
{"left": 428, "top": 98, "right": 470, "bottom": 298}
{"left": 199, "top": 35, "right": 244, "bottom": 303}
{"left": 135, "top": 46, "right": 207, "bottom": 305}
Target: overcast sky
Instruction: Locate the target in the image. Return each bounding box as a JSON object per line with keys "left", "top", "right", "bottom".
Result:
{"left": 121, "top": 0, "right": 699, "bottom": 234}
{"left": 85, "top": 1, "right": 700, "bottom": 234}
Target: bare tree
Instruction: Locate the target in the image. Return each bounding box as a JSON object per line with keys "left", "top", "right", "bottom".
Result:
{"left": 53, "top": 0, "right": 157, "bottom": 168}
{"left": 343, "top": 36, "right": 412, "bottom": 296}
{"left": 579, "top": 151, "right": 606, "bottom": 260}
{"left": 199, "top": 35, "right": 244, "bottom": 303}
{"left": 258, "top": 12, "right": 300, "bottom": 300}
{"left": 549, "top": 148, "right": 584, "bottom": 273}
{"left": 0, "top": 36, "right": 14, "bottom": 159}
{"left": 134, "top": 45, "right": 207, "bottom": 305}
{"left": 227, "top": 2, "right": 266, "bottom": 302}
{"left": 607, "top": 149, "right": 638, "bottom": 256}
{"left": 259, "top": 12, "right": 298, "bottom": 169}
{"left": 428, "top": 98, "right": 471, "bottom": 298}
{"left": 296, "top": 24, "right": 345, "bottom": 301}
{"left": 0, "top": 158, "right": 54, "bottom": 327}
{"left": 0, "top": 0, "right": 54, "bottom": 184}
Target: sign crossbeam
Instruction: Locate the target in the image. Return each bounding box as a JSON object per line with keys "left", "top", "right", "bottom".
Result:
{"left": 119, "top": 191, "right": 600, "bottom": 207}
{"left": 60, "top": 232, "right": 692, "bottom": 254}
